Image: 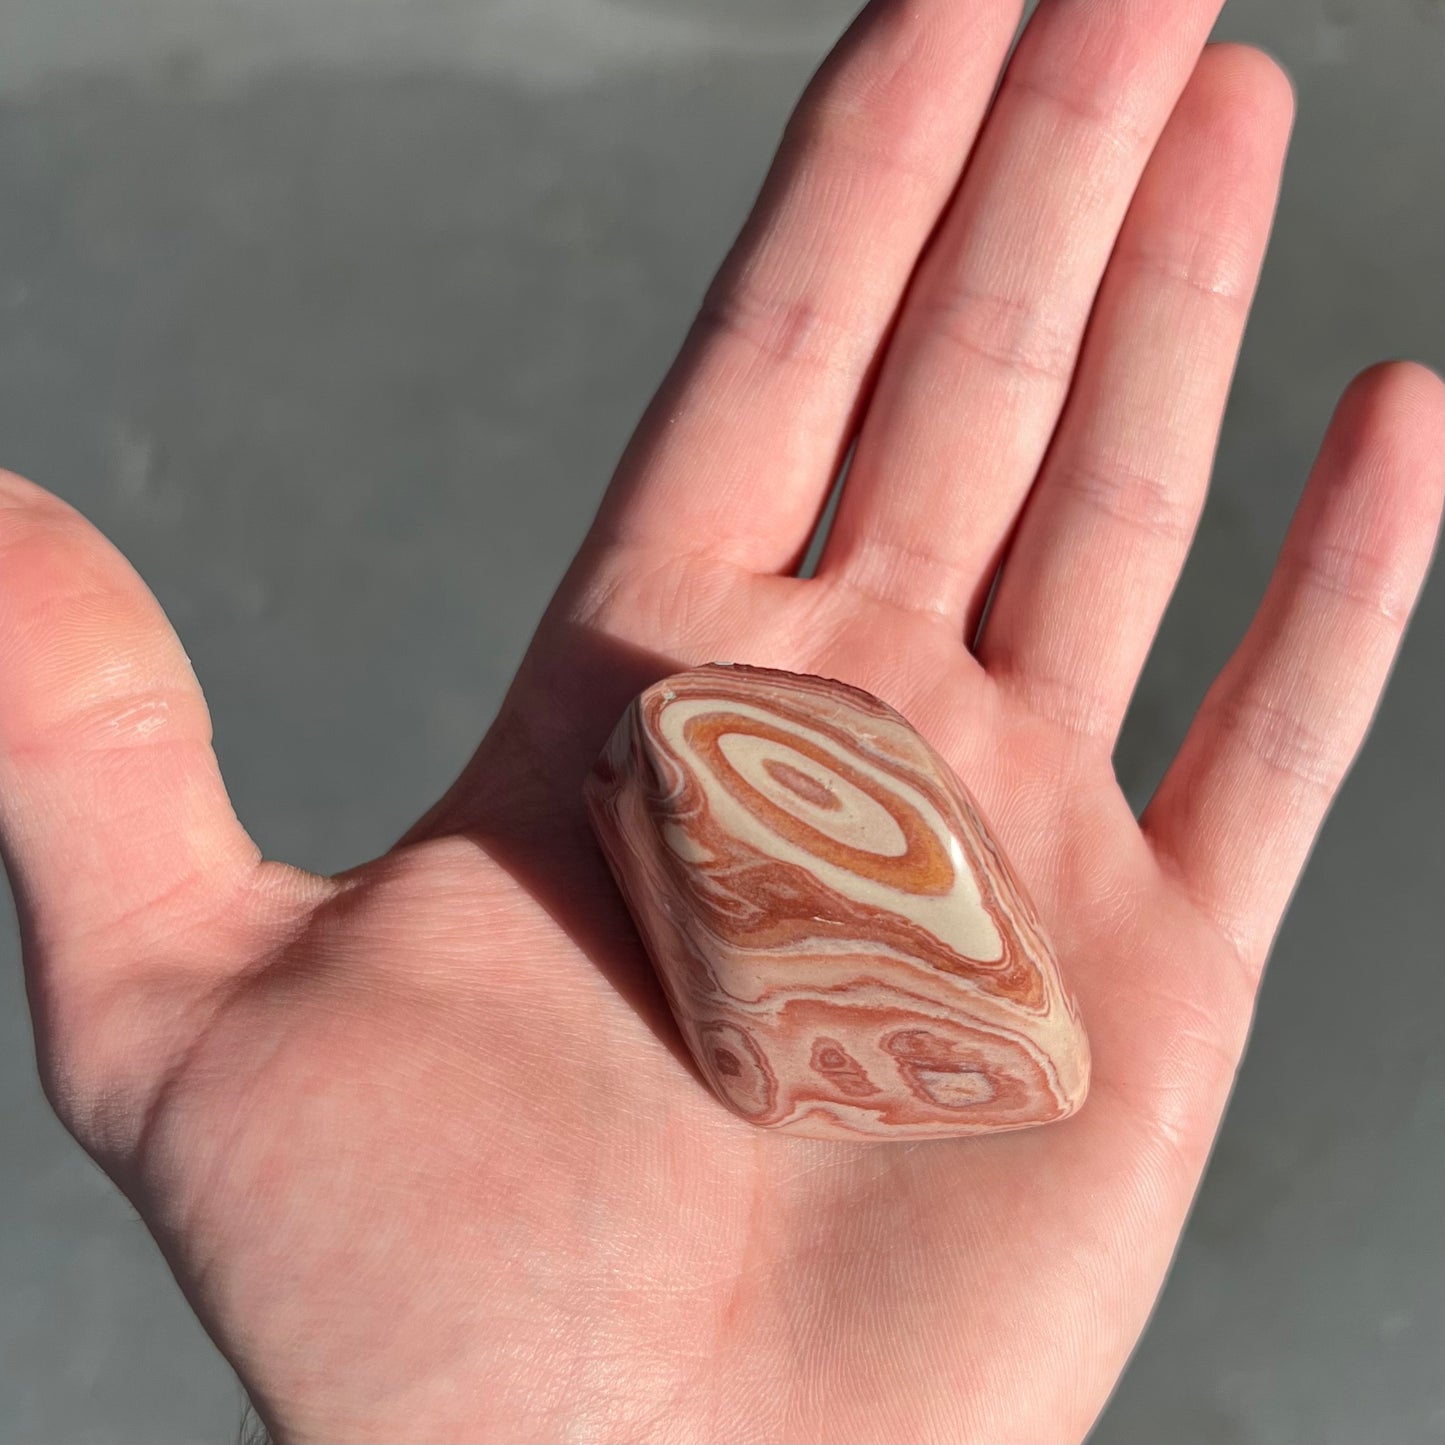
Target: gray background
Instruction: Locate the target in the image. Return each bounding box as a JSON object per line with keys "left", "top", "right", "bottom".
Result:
{"left": 0, "top": 1, "right": 1440, "bottom": 1441}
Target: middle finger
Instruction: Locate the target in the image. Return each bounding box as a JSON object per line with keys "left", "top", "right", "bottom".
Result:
{"left": 817, "top": 0, "right": 1225, "bottom": 628}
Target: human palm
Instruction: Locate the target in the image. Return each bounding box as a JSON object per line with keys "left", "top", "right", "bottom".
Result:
{"left": 3, "top": 4, "right": 1441, "bottom": 1443}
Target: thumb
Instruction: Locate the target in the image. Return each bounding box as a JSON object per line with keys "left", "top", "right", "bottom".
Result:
{"left": 0, "top": 469, "right": 264, "bottom": 1104}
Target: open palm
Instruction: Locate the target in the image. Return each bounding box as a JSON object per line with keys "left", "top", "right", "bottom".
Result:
{"left": 3, "top": 4, "right": 1440, "bottom": 1443}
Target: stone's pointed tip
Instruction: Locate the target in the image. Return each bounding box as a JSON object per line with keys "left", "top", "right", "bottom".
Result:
{"left": 641, "top": 663, "right": 912, "bottom": 730}
{"left": 587, "top": 664, "right": 1089, "bottom": 1141}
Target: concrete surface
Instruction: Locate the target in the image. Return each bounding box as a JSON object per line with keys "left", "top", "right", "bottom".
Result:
{"left": 0, "top": 2, "right": 1440, "bottom": 1441}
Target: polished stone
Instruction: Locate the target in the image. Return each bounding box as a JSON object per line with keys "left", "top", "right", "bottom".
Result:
{"left": 586, "top": 664, "right": 1089, "bottom": 1139}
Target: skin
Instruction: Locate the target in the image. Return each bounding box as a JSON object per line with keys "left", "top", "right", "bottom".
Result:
{"left": 1, "top": 2, "right": 1440, "bottom": 1441}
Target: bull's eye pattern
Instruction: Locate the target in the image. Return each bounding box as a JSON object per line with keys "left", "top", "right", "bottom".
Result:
{"left": 584, "top": 664, "right": 1090, "bottom": 1140}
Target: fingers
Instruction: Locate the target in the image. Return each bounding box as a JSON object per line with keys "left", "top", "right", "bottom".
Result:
{"left": 1143, "top": 364, "right": 1444, "bottom": 968}
{"left": 585, "top": 0, "right": 1022, "bottom": 573}
{"left": 0, "top": 471, "right": 259, "bottom": 998}
{"left": 817, "top": 0, "right": 1225, "bottom": 625}
{"left": 978, "top": 45, "right": 1295, "bottom": 739}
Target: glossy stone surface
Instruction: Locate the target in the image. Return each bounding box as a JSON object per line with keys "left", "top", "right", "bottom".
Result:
{"left": 585, "top": 664, "right": 1090, "bottom": 1140}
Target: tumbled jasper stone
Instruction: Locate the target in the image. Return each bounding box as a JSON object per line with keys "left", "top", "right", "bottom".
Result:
{"left": 584, "top": 664, "right": 1089, "bottom": 1140}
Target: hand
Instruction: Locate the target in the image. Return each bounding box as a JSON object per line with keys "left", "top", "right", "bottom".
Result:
{"left": 3, "top": 3, "right": 1440, "bottom": 1441}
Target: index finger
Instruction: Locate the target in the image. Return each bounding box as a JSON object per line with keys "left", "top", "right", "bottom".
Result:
{"left": 586, "top": 0, "right": 1022, "bottom": 573}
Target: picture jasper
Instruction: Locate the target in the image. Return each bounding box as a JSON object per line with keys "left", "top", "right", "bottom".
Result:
{"left": 584, "top": 664, "right": 1089, "bottom": 1140}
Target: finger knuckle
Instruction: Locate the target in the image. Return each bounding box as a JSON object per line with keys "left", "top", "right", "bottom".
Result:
{"left": 1206, "top": 690, "right": 1348, "bottom": 793}
{"left": 1049, "top": 451, "right": 1195, "bottom": 543}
